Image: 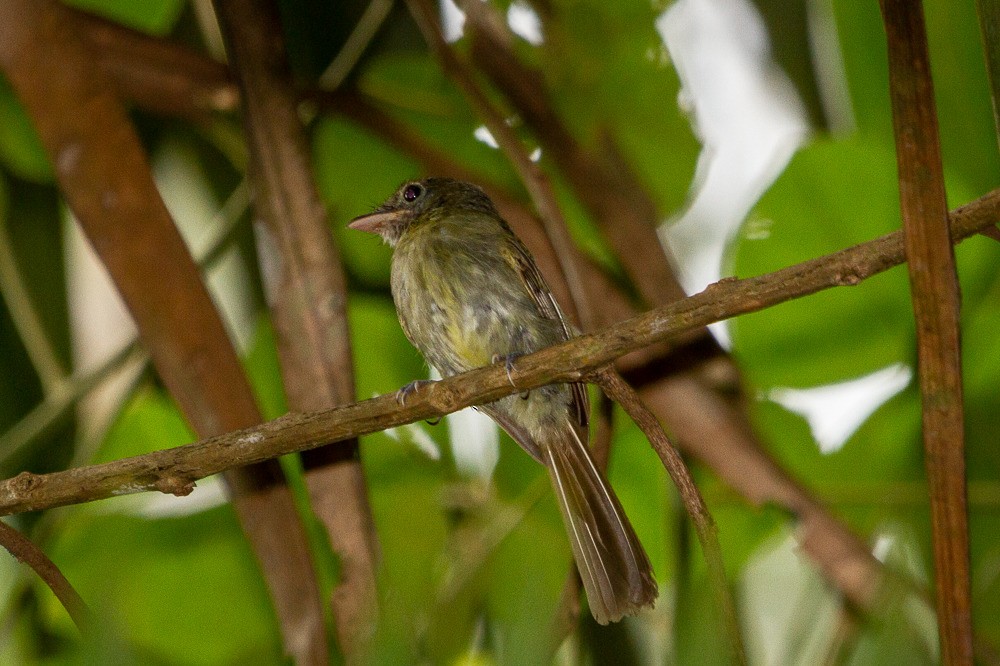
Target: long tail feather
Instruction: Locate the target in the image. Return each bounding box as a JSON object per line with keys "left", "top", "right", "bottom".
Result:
{"left": 543, "top": 421, "right": 657, "bottom": 624}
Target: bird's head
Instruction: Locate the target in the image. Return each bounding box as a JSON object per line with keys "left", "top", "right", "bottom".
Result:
{"left": 348, "top": 177, "right": 498, "bottom": 246}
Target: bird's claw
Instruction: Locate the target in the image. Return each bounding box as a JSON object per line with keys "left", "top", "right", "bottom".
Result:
{"left": 492, "top": 353, "right": 520, "bottom": 389}
{"left": 396, "top": 379, "right": 434, "bottom": 406}
{"left": 492, "top": 353, "right": 530, "bottom": 399}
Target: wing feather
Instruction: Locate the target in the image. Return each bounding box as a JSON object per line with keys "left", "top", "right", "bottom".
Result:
{"left": 499, "top": 238, "right": 590, "bottom": 430}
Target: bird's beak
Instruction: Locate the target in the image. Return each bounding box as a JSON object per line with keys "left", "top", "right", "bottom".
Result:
{"left": 348, "top": 210, "right": 403, "bottom": 235}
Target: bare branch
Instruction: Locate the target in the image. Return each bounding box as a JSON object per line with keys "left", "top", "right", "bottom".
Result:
{"left": 0, "top": 187, "right": 995, "bottom": 517}
{"left": 74, "top": 6, "right": 238, "bottom": 120}
{"left": 596, "top": 368, "right": 745, "bottom": 665}
{"left": 0, "top": 520, "right": 90, "bottom": 631}
{"left": 881, "top": 1, "right": 971, "bottom": 662}
{"left": 211, "top": 0, "right": 380, "bottom": 656}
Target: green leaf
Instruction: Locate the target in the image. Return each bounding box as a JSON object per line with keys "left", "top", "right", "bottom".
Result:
{"left": 485, "top": 495, "right": 571, "bottom": 666}
{"left": 607, "top": 416, "right": 670, "bottom": 580}
{"left": 731, "top": 138, "right": 913, "bottom": 388}
{"left": 832, "top": 0, "right": 1000, "bottom": 196}
{"left": 367, "top": 453, "right": 451, "bottom": 662}
{"left": 730, "top": 136, "right": 982, "bottom": 390}
{"left": 46, "top": 508, "right": 283, "bottom": 664}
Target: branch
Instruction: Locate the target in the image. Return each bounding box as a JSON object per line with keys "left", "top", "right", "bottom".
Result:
{"left": 460, "top": 0, "right": 690, "bottom": 310}
{"left": 596, "top": 369, "right": 745, "bottom": 665}
{"left": 0, "top": 2, "right": 329, "bottom": 662}
{"left": 74, "top": 6, "right": 238, "bottom": 120}
{"left": 881, "top": 1, "right": 971, "bottom": 662}
{"left": 0, "top": 520, "right": 90, "bottom": 631}
{"left": 212, "top": 0, "right": 379, "bottom": 658}
{"left": 0, "top": 188, "right": 996, "bottom": 516}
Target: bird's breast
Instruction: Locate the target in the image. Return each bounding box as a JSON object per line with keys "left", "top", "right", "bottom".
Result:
{"left": 391, "top": 229, "right": 537, "bottom": 375}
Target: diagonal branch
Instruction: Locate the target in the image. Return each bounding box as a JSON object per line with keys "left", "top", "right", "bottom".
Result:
{"left": 881, "top": 1, "right": 971, "bottom": 663}
{"left": 0, "top": 520, "right": 90, "bottom": 631}
{"left": 211, "top": 0, "right": 380, "bottom": 658}
{"left": 596, "top": 368, "right": 745, "bottom": 665}
{"left": 0, "top": 187, "right": 996, "bottom": 517}
{"left": 460, "top": 0, "right": 690, "bottom": 310}
{"left": 73, "top": 6, "right": 238, "bottom": 120}
{"left": 0, "top": 2, "right": 328, "bottom": 662}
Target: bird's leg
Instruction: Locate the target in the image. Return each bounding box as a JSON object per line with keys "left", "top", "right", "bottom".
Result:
{"left": 492, "top": 353, "right": 531, "bottom": 400}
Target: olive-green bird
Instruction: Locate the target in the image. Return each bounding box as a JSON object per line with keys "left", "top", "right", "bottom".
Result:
{"left": 350, "top": 178, "right": 657, "bottom": 624}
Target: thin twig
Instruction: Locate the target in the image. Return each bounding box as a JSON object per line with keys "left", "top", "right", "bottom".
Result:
{"left": 0, "top": 186, "right": 995, "bottom": 516}
{"left": 318, "top": 0, "right": 394, "bottom": 91}
{"left": 0, "top": 343, "right": 145, "bottom": 468}
{"left": 404, "top": 0, "right": 594, "bottom": 330}
{"left": 595, "top": 367, "right": 745, "bottom": 665}
{"left": 0, "top": 180, "right": 249, "bottom": 467}
{"left": 0, "top": 208, "right": 66, "bottom": 391}
{"left": 881, "top": 1, "right": 972, "bottom": 663}
{"left": 0, "top": 520, "right": 90, "bottom": 631}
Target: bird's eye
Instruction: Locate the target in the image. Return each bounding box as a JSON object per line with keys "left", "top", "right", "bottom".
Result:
{"left": 402, "top": 183, "right": 423, "bottom": 202}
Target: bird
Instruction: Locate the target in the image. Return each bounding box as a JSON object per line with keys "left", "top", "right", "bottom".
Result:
{"left": 349, "top": 177, "right": 657, "bottom": 624}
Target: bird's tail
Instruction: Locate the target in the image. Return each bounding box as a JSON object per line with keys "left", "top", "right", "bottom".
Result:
{"left": 542, "top": 420, "right": 657, "bottom": 624}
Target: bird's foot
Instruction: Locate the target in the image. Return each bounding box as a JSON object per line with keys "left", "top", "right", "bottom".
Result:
{"left": 492, "top": 353, "right": 531, "bottom": 399}
{"left": 492, "top": 353, "right": 520, "bottom": 388}
{"left": 396, "top": 379, "right": 435, "bottom": 406}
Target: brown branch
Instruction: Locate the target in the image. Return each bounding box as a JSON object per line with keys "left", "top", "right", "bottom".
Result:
{"left": 73, "top": 6, "right": 238, "bottom": 120}
{"left": 0, "top": 187, "right": 996, "bottom": 515}
{"left": 881, "top": 2, "right": 971, "bottom": 663}
{"left": 980, "top": 224, "right": 1000, "bottom": 243}
{"left": 0, "top": 2, "right": 329, "bottom": 663}
{"left": 0, "top": 520, "right": 90, "bottom": 631}
{"left": 595, "top": 368, "right": 745, "bottom": 665}
{"left": 211, "top": 0, "right": 380, "bottom": 657}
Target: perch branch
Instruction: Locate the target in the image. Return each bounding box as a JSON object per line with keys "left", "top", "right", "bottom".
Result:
{"left": 0, "top": 187, "right": 995, "bottom": 516}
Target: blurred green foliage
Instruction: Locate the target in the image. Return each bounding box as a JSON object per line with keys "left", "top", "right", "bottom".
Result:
{"left": 0, "top": 0, "right": 998, "bottom": 664}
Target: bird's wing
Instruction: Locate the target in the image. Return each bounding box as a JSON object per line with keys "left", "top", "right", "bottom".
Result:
{"left": 500, "top": 237, "right": 590, "bottom": 430}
